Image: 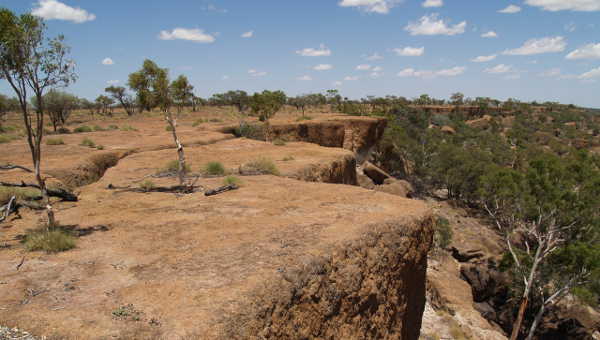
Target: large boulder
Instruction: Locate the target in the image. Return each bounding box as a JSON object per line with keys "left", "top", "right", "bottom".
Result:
{"left": 375, "top": 179, "right": 414, "bottom": 198}
{"left": 362, "top": 161, "right": 391, "bottom": 185}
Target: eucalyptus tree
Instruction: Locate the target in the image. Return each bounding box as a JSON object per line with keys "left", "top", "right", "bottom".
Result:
{"left": 169, "top": 75, "right": 194, "bottom": 113}
{"left": 0, "top": 8, "right": 76, "bottom": 226}
{"left": 105, "top": 86, "right": 135, "bottom": 116}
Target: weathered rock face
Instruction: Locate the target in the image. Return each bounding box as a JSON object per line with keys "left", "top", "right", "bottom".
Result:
{"left": 223, "top": 218, "right": 434, "bottom": 340}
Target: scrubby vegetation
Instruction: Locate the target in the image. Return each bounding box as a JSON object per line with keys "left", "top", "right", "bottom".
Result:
{"left": 23, "top": 226, "right": 76, "bottom": 253}
{"left": 223, "top": 175, "right": 242, "bottom": 186}
{"left": 244, "top": 158, "right": 280, "bottom": 175}
{"left": 161, "top": 160, "right": 191, "bottom": 174}
{"left": 46, "top": 137, "right": 65, "bottom": 145}
{"left": 80, "top": 137, "right": 96, "bottom": 148}
{"left": 203, "top": 161, "right": 226, "bottom": 176}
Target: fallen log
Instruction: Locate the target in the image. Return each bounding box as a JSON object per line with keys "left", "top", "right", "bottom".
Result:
{"left": 205, "top": 184, "right": 239, "bottom": 196}
{"left": 0, "top": 196, "right": 16, "bottom": 223}
{"left": 0, "top": 181, "right": 78, "bottom": 202}
{"left": 0, "top": 164, "right": 33, "bottom": 173}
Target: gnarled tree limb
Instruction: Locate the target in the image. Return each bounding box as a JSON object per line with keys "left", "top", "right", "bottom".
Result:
{"left": 0, "top": 181, "right": 78, "bottom": 202}
{"left": 0, "top": 164, "right": 33, "bottom": 173}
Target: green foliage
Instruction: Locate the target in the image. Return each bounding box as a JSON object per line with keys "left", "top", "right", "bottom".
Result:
{"left": 46, "top": 137, "right": 64, "bottom": 145}
{"left": 249, "top": 90, "right": 286, "bottom": 122}
{"left": 80, "top": 137, "right": 95, "bottom": 148}
{"left": 120, "top": 125, "right": 137, "bottom": 131}
{"left": 161, "top": 160, "right": 190, "bottom": 174}
{"left": 0, "top": 134, "right": 14, "bottom": 143}
{"left": 108, "top": 124, "right": 119, "bottom": 130}
{"left": 244, "top": 158, "right": 280, "bottom": 175}
{"left": 282, "top": 156, "right": 295, "bottom": 161}
{"left": 32, "top": 90, "right": 78, "bottom": 131}
{"left": 23, "top": 226, "right": 76, "bottom": 253}
{"left": 170, "top": 74, "right": 194, "bottom": 113}
{"left": 165, "top": 125, "right": 174, "bottom": 131}
{"left": 272, "top": 138, "right": 286, "bottom": 146}
{"left": 433, "top": 216, "right": 453, "bottom": 250}
{"left": 0, "top": 185, "right": 40, "bottom": 204}
{"left": 93, "top": 125, "right": 105, "bottom": 132}
{"left": 203, "top": 161, "right": 226, "bottom": 176}
{"left": 223, "top": 175, "right": 242, "bottom": 186}
{"left": 73, "top": 125, "right": 93, "bottom": 133}
{"left": 128, "top": 59, "right": 170, "bottom": 113}
{"left": 209, "top": 90, "right": 249, "bottom": 112}
{"left": 139, "top": 180, "right": 155, "bottom": 192}
{"left": 105, "top": 85, "right": 135, "bottom": 116}
{"left": 192, "top": 119, "right": 206, "bottom": 127}
{"left": 234, "top": 122, "right": 264, "bottom": 139}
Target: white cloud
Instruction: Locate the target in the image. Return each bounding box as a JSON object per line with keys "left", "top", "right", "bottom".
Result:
{"left": 393, "top": 46, "right": 425, "bottom": 56}
{"left": 397, "top": 66, "right": 465, "bottom": 78}
{"left": 566, "top": 43, "right": 600, "bottom": 60}
{"left": 499, "top": 5, "right": 522, "bottom": 13}
{"left": 372, "top": 66, "right": 383, "bottom": 72}
{"left": 241, "top": 31, "right": 254, "bottom": 38}
{"left": 338, "top": 0, "right": 400, "bottom": 14}
{"left": 471, "top": 54, "right": 497, "bottom": 62}
{"left": 158, "top": 28, "right": 215, "bottom": 43}
{"left": 437, "top": 66, "right": 466, "bottom": 76}
{"left": 344, "top": 76, "right": 359, "bottom": 81}
{"left": 579, "top": 67, "right": 600, "bottom": 79}
{"left": 503, "top": 36, "right": 566, "bottom": 55}
{"left": 106, "top": 80, "right": 120, "bottom": 85}
{"left": 102, "top": 58, "right": 114, "bottom": 65}
{"left": 333, "top": 81, "right": 343, "bottom": 87}
{"left": 313, "top": 64, "right": 333, "bottom": 71}
{"left": 423, "top": 0, "right": 443, "bottom": 8}
{"left": 296, "top": 44, "right": 331, "bottom": 57}
{"left": 222, "top": 75, "right": 229, "bottom": 80}
{"left": 370, "top": 72, "right": 383, "bottom": 78}
{"left": 32, "top": 0, "right": 96, "bottom": 23}
{"left": 484, "top": 64, "right": 514, "bottom": 74}
{"left": 356, "top": 64, "right": 372, "bottom": 71}
{"left": 248, "top": 69, "right": 267, "bottom": 77}
{"left": 539, "top": 68, "right": 561, "bottom": 77}
{"left": 405, "top": 14, "right": 466, "bottom": 36}
{"left": 505, "top": 73, "right": 521, "bottom": 80}
{"left": 365, "top": 53, "right": 384, "bottom": 61}
{"left": 297, "top": 75, "right": 312, "bottom": 81}
{"left": 202, "top": 4, "right": 228, "bottom": 13}
{"left": 481, "top": 31, "right": 498, "bottom": 38}
{"left": 525, "top": 0, "right": 600, "bottom": 12}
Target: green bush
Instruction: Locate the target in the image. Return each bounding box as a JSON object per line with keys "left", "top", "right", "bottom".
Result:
{"left": 0, "top": 125, "right": 16, "bottom": 133}
{"left": 203, "top": 161, "right": 226, "bottom": 176}
{"left": 433, "top": 216, "right": 453, "bottom": 250}
{"left": 73, "top": 125, "right": 93, "bottom": 133}
{"left": 161, "top": 160, "right": 191, "bottom": 174}
{"left": 23, "top": 227, "right": 76, "bottom": 253}
{"left": 282, "top": 156, "right": 295, "bottom": 161}
{"left": 57, "top": 127, "right": 71, "bottom": 134}
{"left": 165, "top": 125, "right": 174, "bottom": 131}
{"left": 96, "top": 145, "right": 104, "bottom": 150}
{"left": 93, "top": 125, "right": 106, "bottom": 132}
{"left": 273, "top": 139, "right": 286, "bottom": 146}
{"left": 234, "top": 122, "right": 264, "bottom": 139}
{"left": 223, "top": 175, "right": 242, "bottom": 186}
{"left": 0, "top": 186, "right": 41, "bottom": 205}
{"left": 244, "top": 158, "right": 280, "bottom": 175}
{"left": 208, "top": 118, "right": 223, "bottom": 123}
{"left": 46, "top": 137, "right": 65, "bottom": 145}
{"left": 80, "top": 137, "right": 96, "bottom": 148}
{"left": 120, "top": 125, "right": 137, "bottom": 131}
{"left": 0, "top": 135, "right": 14, "bottom": 143}
{"left": 108, "top": 124, "right": 119, "bottom": 130}
{"left": 192, "top": 119, "right": 207, "bottom": 127}
{"left": 139, "top": 180, "right": 155, "bottom": 192}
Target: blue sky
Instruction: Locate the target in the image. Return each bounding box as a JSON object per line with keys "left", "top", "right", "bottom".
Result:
{"left": 1, "top": 0, "right": 600, "bottom": 107}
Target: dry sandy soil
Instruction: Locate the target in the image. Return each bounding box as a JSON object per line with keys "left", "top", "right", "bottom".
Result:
{"left": 0, "top": 109, "right": 433, "bottom": 339}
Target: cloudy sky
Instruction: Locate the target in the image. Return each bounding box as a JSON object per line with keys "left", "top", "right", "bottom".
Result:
{"left": 1, "top": 0, "right": 600, "bottom": 107}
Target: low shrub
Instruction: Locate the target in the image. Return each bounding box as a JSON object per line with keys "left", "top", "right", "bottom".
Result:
{"left": 108, "top": 125, "right": 119, "bottom": 130}
{"left": 23, "top": 226, "right": 76, "bottom": 253}
{"left": 57, "top": 127, "right": 71, "bottom": 134}
{"left": 244, "top": 158, "right": 280, "bottom": 175}
{"left": 0, "top": 125, "right": 16, "bottom": 133}
{"left": 0, "top": 135, "right": 14, "bottom": 143}
{"left": 46, "top": 137, "right": 65, "bottom": 145}
{"left": 282, "top": 156, "right": 295, "bottom": 161}
{"left": 0, "top": 186, "right": 41, "bottom": 205}
{"left": 120, "top": 125, "right": 137, "bottom": 131}
{"left": 93, "top": 125, "right": 106, "bottom": 132}
{"left": 96, "top": 145, "right": 104, "bottom": 150}
{"left": 73, "top": 125, "right": 93, "bottom": 133}
{"left": 161, "top": 160, "right": 191, "bottom": 174}
{"left": 203, "top": 161, "right": 226, "bottom": 176}
{"left": 296, "top": 116, "right": 313, "bottom": 121}
{"left": 208, "top": 118, "right": 223, "bottom": 123}
{"left": 165, "top": 125, "right": 174, "bottom": 131}
{"left": 80, "top": 137, "right": 96, "bottom": 148}
{"left": 192, "top": 119, "right": 206, "bottom": 127}
{"left": 223, "top": 175, "right": 242, "bottom": 186}
{"left": 234, "top": 122, "right": 264, "bottom": 139}
{"left": 433, "top": 216, "right": 453, "bottom": 250}
{"left": 273, "top": 139, "right": 286, "bottom": 146}
{"left": 139, "top": 180, "right": 155, "bottom": 192}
